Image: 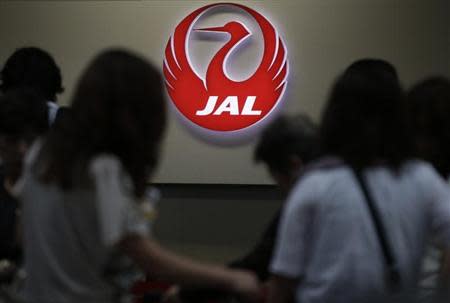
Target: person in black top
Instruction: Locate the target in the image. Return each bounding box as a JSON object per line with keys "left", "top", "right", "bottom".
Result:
{"left": 175, "top": 114, "right": 320, "bottom": 302}
{"left": 228, "top": 114, "right": 320, "bottom": 281}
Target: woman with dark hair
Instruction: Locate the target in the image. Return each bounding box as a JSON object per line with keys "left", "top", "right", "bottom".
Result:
{"left": 17, "top": 49, "right": 259, "bottom": 303}
{"left": 267, "top": 59, "right": 450, "bottom": 303}
{"left": 320, "top": 59, "right": 410, "bottom": 169}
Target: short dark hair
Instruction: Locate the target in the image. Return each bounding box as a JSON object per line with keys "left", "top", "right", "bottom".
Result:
{"left": 0, "top": 47, "right": 63, "bottom": 101}
{"left": 320, "top": 58, "right": 410, "bottom": 169}
{"left": 37, "top": 49, "right": 166, "bottom": 198}
{"left": 254, "top": 114, "right": 320, "bottom": 174}
{"left": 407, "top": 76, "right": 450, "bottom": 178}
{"left": 0, "top": 88, "right": 49, "bottom": 143}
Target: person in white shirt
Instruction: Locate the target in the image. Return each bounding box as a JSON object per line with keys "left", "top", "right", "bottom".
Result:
{"left": 267, "top": 59, "right": 450, "bottom": 303}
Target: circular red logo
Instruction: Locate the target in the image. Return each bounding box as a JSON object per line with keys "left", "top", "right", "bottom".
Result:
{"left": 163, "top": 3, "right": 288, "bottom": 138}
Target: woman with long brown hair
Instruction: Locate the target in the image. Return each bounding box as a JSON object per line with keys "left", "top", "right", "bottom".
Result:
{"left": 18, "top": 49, "right": 259, "bottom": 303}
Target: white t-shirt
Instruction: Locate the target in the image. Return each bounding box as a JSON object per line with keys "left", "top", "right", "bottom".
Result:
{"left": 271, "top": 159, "right": 450, "bottom": 303}
{"left": 18, "top": 148, "right": 150, "bottom": 303}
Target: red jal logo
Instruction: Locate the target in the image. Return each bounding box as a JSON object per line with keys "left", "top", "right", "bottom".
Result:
{"left": 163, "top": 3, "right": 288, "bottom": 134}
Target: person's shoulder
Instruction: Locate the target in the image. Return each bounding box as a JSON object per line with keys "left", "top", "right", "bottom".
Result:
{"left": 89, "top": 154, "right": 123, "bottom": 178}
{"left": 89, "top": 154, "right": 134, "bottom": 188}
{"left": 288, "top": 157, "right": 351, "bottom": 205}
{"left": 401, "top": 159, "right": 441, "bottom": 181}
{"left": 296, "top": 157, "right": 350, "bottom": 188}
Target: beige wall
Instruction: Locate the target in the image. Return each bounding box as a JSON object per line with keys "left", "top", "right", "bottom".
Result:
{"left": 1, "top": 0, "right": 448, "bottom": 184}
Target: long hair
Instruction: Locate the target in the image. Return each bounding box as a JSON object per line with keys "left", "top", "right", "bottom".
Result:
{"left": 37, "top": 49, "right": 166, "bottom": 198}
{"left": 320, "top": 59, "right": 410, "bottom": 170}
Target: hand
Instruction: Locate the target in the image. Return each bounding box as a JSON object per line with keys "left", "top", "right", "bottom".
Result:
{"left": 230, "top": 270, "right": 262, "bottom": 302}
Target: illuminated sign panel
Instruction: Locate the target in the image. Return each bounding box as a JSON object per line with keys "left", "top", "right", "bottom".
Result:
{"left": 163, "top": 3, "right": 288, "bottom": 143}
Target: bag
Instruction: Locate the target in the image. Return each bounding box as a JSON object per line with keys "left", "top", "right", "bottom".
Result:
{"left": 352, "top": 168, "right": 401, "bottom": 293}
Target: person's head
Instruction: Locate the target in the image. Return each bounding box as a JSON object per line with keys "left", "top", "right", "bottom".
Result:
{"left": 0, "top": 47, "right": 63, "bottom": 101}
{"left": 320, "top": 58, "right": 409, "bottom": 169}
{"left": 38, "top": 49, "right": 166, "bottom": 198}
{"left": 406, "top": 76, "right": 450, "bottom": 178}
{"left": 254, "top": 114, "right": 320, "bottom": 191}
{"left": 0, "top": 88, "right": 49, "bottom": 183}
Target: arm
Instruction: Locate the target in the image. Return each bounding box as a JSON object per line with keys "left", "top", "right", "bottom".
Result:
{"left": 91, "top": 158, "right": 261, "bottom": 301}
{"left": 267, "top": 178, "right": 317, "bottom": 303}
{"left": 119, "top": 234, "right": 261, "bottom": 302}
{"left": 266, "top": 275, "right": 297, "bottom": 303}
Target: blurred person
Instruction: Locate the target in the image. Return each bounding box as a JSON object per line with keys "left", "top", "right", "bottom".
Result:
{"left": 229, "top": 114, "right": 320, "bottom": 280}
{"left": 0, "top": 48, "right": 65, "bottom": 266}
{"left": 0, "top": 47, "right": 63, "bottom": 269}
{"left": 175, "top": 114, "right": 320, "bottom": 303}
{"left": 16, "top": 49, "right": 259, "bottom": 303}
{"left": 0, "top": 47, "right": 66, "bottom": 125}
{"left": 0, "top": 89, "right": 48, "bottom": 270}
{"left": 267, "top": 59, "right": 450, "bottom": 303}
{"left": 406, "top": 76, "right": 450, "bottom": 301}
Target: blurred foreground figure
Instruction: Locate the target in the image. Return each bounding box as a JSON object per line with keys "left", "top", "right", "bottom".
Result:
{"left": 407, "top": 76, "right": 450, "bottom": 301}
{"left": 17, "top": 49, "right": 259, "bottom": 303}
{"left": 229, "top": 114, "right": 320, "bottom": 279}
{"left": 267, "top": 59, "right": 450, "bottom": 303}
